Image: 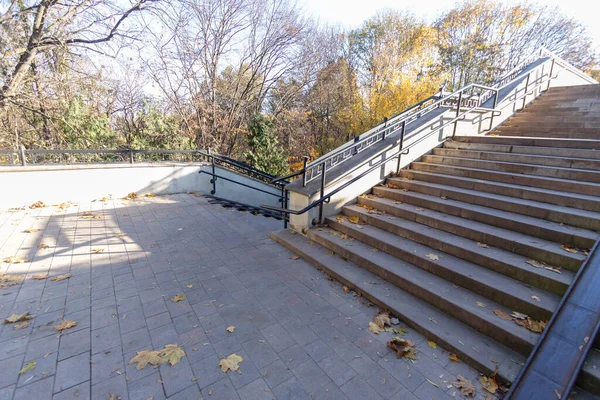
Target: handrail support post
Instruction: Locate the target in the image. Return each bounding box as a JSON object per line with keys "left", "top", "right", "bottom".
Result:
{"left": 452, "top": 91, "right": 463, "bottom": 138}
{"left": 302, "top": 156, "right": 308, "bottom": 187}
{"left": 318, "top": 161, "right": 326, "bottom": 225}
{"left": 19, "top": 145, "right": 26, "bottom": 167}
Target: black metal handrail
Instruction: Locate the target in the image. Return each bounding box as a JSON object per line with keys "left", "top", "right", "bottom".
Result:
{"left": 261, "top": 51, "right": 563, "bottom": 224}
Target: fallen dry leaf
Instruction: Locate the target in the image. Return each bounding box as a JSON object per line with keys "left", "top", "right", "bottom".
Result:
{"left": 145, "top": 193, "right": 156, "bottom": 198}
{"left": 515, "top": 317, "right": 547, "bottom": 333}
{"left": 477, "top": 242, "right": 489, "bottom": 248}
{"left": 425, "top": 253, "right": 439, "bottom": 261}
{"left": 3, "top": 256, "right": 28, "bottom": 264}
{"left": 561, "top": 244, "right": 579, "bottom": 254}
{"left": 493, "top": 310, "right": 512, "bottom": 321}
{"left": 171, "top": 294, "right": 186, "bottom": 302}
{"left": 129, "top": 350, "right": 162, "bottom": 370}
{"left": 113, "top": 233, "right": 126, "bottom": 237}
{"left": 531, "top": 295, "right": 541, "bottom": 302}
{"left": 31, "top": 273, "right": 48, "bottom": 280}
{"left": 426, "top": 378, "right": 439, "bottom": 388}
{"left": 393, "top": 326, "right": 407, "bottom": 335}
{"left": 511, "top": 311, "right": 528, "bottom": 320}
{"left": 158, "top": 344, "right": 185, "bottom": 366}
{"left": 29, "top": 201, "right": 46, "bottom": 209}
{"left": 186, "top": 284, "right": 193, "bottom": 289}
{"left": 226, "top": 326, "right": 235, "bottom": 333}
{"left": 4, "top": 312, "right": 33, "bottom": 324}
{"left": 123, "top": 192, "right": 138, "bottom": 200}
{"left": 343, "top": 286, "right": 350, "bottom": 293}
{"left": 387, "top": 337, "right": 417, "bottom": 360}
{"left": 23, "top": 228, "right": 39, "bottom": 233}
{"left": 219, "top": 353, "right": 244, "bottom": 373}
{"left": 428, "top": 341, "right": 437, "bottom": 349}
{"left": 0, "top": 273, "right": 25, "bottom": 286}
{"left": 454, "top": 375, "right": 476, "bottom": 397}
{"left": 14, "top": 321, "right": 29, "bottom": 330}
{"left": 526, "top": 259, "right": 562, "bottom": 274}
{"left": 449, "top": 353, "right": 461, "bottom": 362}
{"left": 37, "top": 243, "right": 49, "bottom": 249}
{"left": 476, "top": 302, "right": 487, "bottom": 308}
{"left": 55, "top": 320, "right": 77, "bottom": 331}
{"left": 347, "top": 216, "right": 360, "bottom": 224}
{"left": 374, "top": 312, "right": 391, "bottom": 329}
{"left": 369, "top": 322, "right": 383, "bottom": 334}
{"left": 51, "top": 273, "right": 71, "bottom": 282}
{"left": 92, "top": 248, "right": 104, "bottom": 253}
{"left": 291, "top": 255, "right": 300, "bottom": 260}
{"left": 480, "top": 376, "right": 499, "bottom": 394}
{"left": 19, "top": 361, "right": 37, "bottom": 375}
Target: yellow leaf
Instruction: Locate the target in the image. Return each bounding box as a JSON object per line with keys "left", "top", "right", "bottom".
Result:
{"left": 343, "top": 286, "right": 350, "bottom": 293}
{"left": 226, "top": 326, "right": 235, "bottom": 333}
{"left": 219, "top": 353, "right": 244, "bottom": 373}
{"left": 32, "top": 273, "right": 48, "bottom": 280}
{"left": 171, "top": 294, "right": 186, "bottom": 302}
{"left": 145, "top": 193, "right": 156, "bottom": 198}
{"left": 23, "top": 228, "right": 39, "bottom": 233}
{"left": 114, "top": 233, "right": 126, "bottom": 237}
{"left": 92, "top": 248, "right": 104, "bottom": 253}
{"left": 347, "top": 216, "right": 360, "bottom": 224}
{"left": 158, "top": 344, "right": 186, "bottom": 366}
{"left": 476, "top": 302, "right": 487, "bottom": 308}
{"left": 449, "top": 353, "right": 461, "bottom": 362}
{"left": 3, "top": 256, "right": 28, "bottom": 264}
{"left": 18, "top": 361, "right": 37, "bottom": 375}
{"left": 4, "top": 312, "right": 33, "bottom": 324}
{"left": 129, "top": 349, "right": 162, "bottom": 370}
{"left": 480, "top": 376, "right": 499, "bottom": 394}
{"left": 29, "top": 201, "right": 46, "bottom": 209}
{"left": 123, "top": 192, "right": 138, "bottom": 200}
{"left": 428, "top": 341, "right": 437, "bottom": 349}
{"left": 425, "top": 253, "right": 439, "bottom": 261}
{"left": 37, "top": 243, "right": 49, "bottom": 249}
{"left": 369, "top": 321, "right": 383, "bottom": 334}
{"left": 50, "top": 273, "right": 71, "bottom": 282}
{"left": 55, "top": 320, "right": 77, "bottom": 331}
{"left": 14, "top": 321, "right": 29, "bottom": 330}
{"left": 187, "top": 284, "right": 193, "bottom": 289}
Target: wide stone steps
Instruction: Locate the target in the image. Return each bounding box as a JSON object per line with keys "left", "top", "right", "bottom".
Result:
{"left": 344, "top": 199, "right": 586, "bottom": 271}
{"left": 411, "top": 161, "right": 600, "bottom": 197}
{"left": 508, "top": 115, "right": 600, "bottom": 123}
{"left": 381, "top": 178, "right": 600, "bottom": 231}
{"left": 432, "top": 147, "right": 600, "bottom": 171}
{"left": 269, "top": 229, "right": 527, "bottom": 384}
{"left": 400, "top": 168, "right": 600, "bottom": 213}
{"left": 493, "top": 129, "right": 600, "bottom": 139}
{"left": 364, "top": 187, "right": 597, "bottom": 249}
{"left": 453, "top": 135, "right": 600, "bottom": 149}
{"left": 325, "top": 216, "right": 558, "bottom": 321}
{"left": 443, "top": 140, "right": 600, "bottom": 160}
{"left": 342, "top": 203, "right": 573, "bottom": 295}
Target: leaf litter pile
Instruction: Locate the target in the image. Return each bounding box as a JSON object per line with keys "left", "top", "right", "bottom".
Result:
{"left": 493, "top": 309, "right": 547, "bottom": 333}
{"left": 129, "top": 344, "right": 186, "bottom": 370}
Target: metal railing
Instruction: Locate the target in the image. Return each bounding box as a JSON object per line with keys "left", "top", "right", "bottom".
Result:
{"left": 262, "top": 47, "right": 571, "bottom": 224}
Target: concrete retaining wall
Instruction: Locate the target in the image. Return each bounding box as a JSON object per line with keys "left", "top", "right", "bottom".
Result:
{"left": 0, "top": 163, "right": 282, "bottom": 210}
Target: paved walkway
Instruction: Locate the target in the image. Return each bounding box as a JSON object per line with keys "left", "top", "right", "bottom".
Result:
{"left": 0, "top": 194, "right": 496, "bottom": 400}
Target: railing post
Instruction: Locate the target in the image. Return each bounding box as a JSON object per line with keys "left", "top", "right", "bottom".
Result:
{"left": 452, "top": 91, "right": 463, "bottom": 138}
{"left": 522, "top": 73, "right": 530, "bottom": 110}
{"left": 209, "top": 149, "right": 216, "bottom": 195}
{"left": 318, "top": 161, "right": 326, "bottom": 225}
{"left": 489, "top": 90, "right": 499, "bottom": 131}
{"left": 283, "top": 188, "right": 288, "bottom": 229}
{"left": 19, "top": 145, "right": 26, "bottom": 167}
{"left": 382, "top": 116, "right": 388, "bottom": 139}
{"left": 396, "top": 120, "right": 406, "bottom": 173}
{"left": 301, "top": 156, "right": 308, "bottom": 187}
{"left": 547, "top": 59, "right": 555, "bottom": 91}
{"left": 129, "top": 148, "right": 134, "bottom": 164}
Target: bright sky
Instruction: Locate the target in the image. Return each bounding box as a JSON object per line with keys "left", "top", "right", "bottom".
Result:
{"left": 301, "top": 0, "right": 600, "bottom": 48}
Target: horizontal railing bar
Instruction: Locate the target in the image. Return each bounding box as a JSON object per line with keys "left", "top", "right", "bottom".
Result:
{"left": 198, "top": 171, "right": 283, "bottom": 195}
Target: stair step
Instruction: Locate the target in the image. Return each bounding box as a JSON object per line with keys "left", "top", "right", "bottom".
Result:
{"left": 269, "top": 229, "right": 527, "bottom": 383}
{"left": 508, "top": 116, "right": 600, "bottom": 123}
{"left": 343, "top": 200, "right": 585, "bottom": 272}
{"left": 453, "top": 135, "right": 600, "bottom": 149}
{"left": 444, "top": 140, "right": 600, "bottom": 160}
{"left": 366, "top": 187, "right": 597, "bottom": 249}
{"left": 411, "top": 161, "right": 600, "bottom": 197}
{"left": 400, "top": 169, "right": 600, "bottom": 213}
{"left": 433, "top": 147, "right": 600, "bottom": 171}
{"left": 324, "top": 217, "right": 558, "bottom": 321}
{"left": 422, "top": 154, "right": 600, "bottom": 184}
{"left": 496, "top": 126, "right": 600, "bottom": 135}
{"left": 309, "top": 224, "right": 541, "bottom": 354}
{"left": 493, "top": 130, "right": 600, "bottom": 139}
{"left": 580, "top": 349, "right": 600, "bottom": 395}
{"left": 385, "top": 177, "right": 600, "bottom": 231}
{"left": 340, "top": 204, "right": 574, "bottom": 295}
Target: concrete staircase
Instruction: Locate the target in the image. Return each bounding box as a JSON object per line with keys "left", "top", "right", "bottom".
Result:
{"left": 271, "top": 85, "right": 600, "bottom": 396}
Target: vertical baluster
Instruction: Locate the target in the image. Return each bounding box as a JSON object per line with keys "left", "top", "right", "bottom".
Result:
{"left": 318, "top": 161, "right": 326, "bottom": 225}
{"left": 396, "top": 120, "right": 407, "bottom": 173}
{"left": 452, "top": 91, "right": 463, "bottom": 138}
{"left": 302, "top": 156, "right": 308, "bottom": 187}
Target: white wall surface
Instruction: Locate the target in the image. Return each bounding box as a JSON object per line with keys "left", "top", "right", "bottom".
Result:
{"left": 0, "top": 162, "right": 282, "bottom": 210}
